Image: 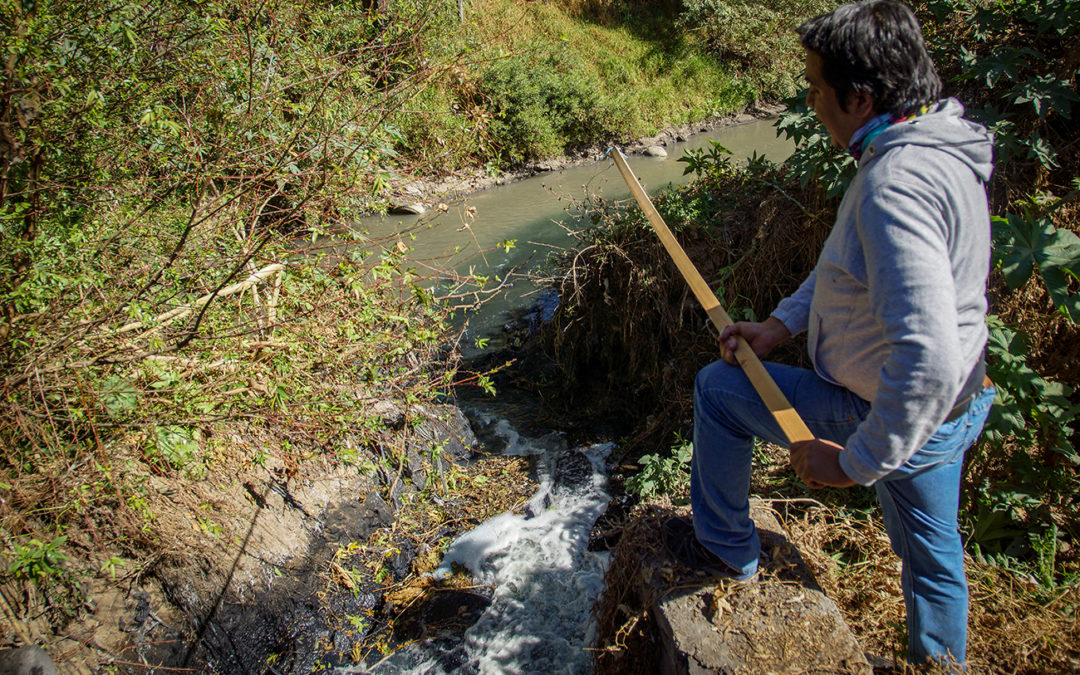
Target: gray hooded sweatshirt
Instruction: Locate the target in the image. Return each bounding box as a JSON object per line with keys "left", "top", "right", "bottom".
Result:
{"left": 771, "top": 98, "right": 993, "bottom": 485}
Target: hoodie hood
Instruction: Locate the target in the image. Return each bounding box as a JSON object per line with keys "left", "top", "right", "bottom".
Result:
{"left": 865, "top": 98, "right": 994, "bottom": 183}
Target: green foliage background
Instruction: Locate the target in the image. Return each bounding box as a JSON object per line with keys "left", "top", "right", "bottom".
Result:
{"left": 0, "top": 0, "right": 825, "bottom": 625}
{"left": 5, "top": 0, "right": 1077, "bottom": 664}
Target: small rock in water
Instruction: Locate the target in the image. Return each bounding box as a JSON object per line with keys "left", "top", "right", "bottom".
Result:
{"left": 644, "top": 145, "right": 668, "bottom": 158}
{"left": 553, "top": 450, "right": 594, "bottom": 495}
{"left": 389, "top": 202, "right": 427, "bottom": 215}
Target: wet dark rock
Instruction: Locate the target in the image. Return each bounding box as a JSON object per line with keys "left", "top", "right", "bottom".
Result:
{"left": 501, "top": 289, "right": 560, "bottom": 348}
{"left": 367, "top": 399, "right": 406, "bottom": 428}
{"left": 409, "top": 404, "right": 479, "bottom": 462}
{"left": 323, "top": 492, "right": 392, "bottom": 544}
{"left": 391, "top": 590, "right": 492, "bottom": 643}
{"left": 408, "top": 449, "right": 429, "bottom": 490}
{"left": 588, "top": 484, "right": 631, "bottom": 552}
{"left": 387, "top": 540, "right": 416, "bottom": 582}
{"left": 553, "top": 449, "right": 593, "bottom": 494}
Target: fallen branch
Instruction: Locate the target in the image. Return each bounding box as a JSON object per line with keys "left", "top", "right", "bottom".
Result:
{"left": 114, "top": 263, "right": 286, "bottom": 336}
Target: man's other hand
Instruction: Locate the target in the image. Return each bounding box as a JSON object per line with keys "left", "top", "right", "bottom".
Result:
{"left": 789, "top": 438, "right": 856, "bottom": 489}
{"left": 718, "top": 316, "right": 792, "bottom": 365}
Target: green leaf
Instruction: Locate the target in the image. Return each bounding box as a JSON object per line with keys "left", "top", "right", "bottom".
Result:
{"left": 1038, "top": 228, "right": 1080, "bottom": 319}
{"left": 992, "top": 213, "right": 1080, "bottom": 317}
{"left": 1010, "top": 74, "right": 1080, "bottom": 119}
{"left": 155, "top": 426, "right": 199, "bottom": 469}
{"left": 100, "top": 376, "right": 139, "bottom": 416}
{"left": 962, "top": 46, "right": 1037, "bottom": 87}
{"left": 972, "top": 507, "right": 1024, "bottom": 547}
{"left": 1020, "top": 131, "right": 1059, "bottom": 169}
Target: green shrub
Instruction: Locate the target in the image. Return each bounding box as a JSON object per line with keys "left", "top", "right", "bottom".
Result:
{"left": 626, "top": 435, "right": 693, "bottom": 503}
{"left": 480, "top": 53, "right": 615, "bottom": 164}
{"left": 678, "top": 0, "right": 838, "bottom": 100}
{"left": 6, "top": 535, "right": 69, "bottom": 582}
{"left": 0, "top": 0, "right": 473, "bottom": 590}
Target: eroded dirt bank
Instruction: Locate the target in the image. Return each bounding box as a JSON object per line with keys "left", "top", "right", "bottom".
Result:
{"left": 2, "top": 402, "right": 541, "bottom": 672}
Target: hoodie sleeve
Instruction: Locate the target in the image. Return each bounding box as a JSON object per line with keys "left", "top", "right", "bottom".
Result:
{"left": 837, "top": 177, "right": 965, "bottom": 485}
{"left": 770, "top": 270, "right": 816, "bottom": 336}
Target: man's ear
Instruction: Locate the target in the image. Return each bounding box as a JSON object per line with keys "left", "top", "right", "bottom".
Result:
{"left": 847, "top": 91, "right": 877, "bottom": 119}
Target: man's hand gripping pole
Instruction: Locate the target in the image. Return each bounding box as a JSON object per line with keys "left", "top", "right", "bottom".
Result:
{"left": 607, "top": 148, "right": 814, "bottom": 445}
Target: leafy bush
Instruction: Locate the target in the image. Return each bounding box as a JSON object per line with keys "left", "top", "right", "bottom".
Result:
{"left": 677, "top": 0, "right": 838, "bottom": 100}
{"left": 775, "top": 95, "right": 856, "bottom": 199}
{"left": 0, "top": 0, "right": 479, "bottom": 597}
{"left": 914, "top": 0, "right": 1080, "bottom": 581}
{"left": 480, "top": 53, "right": 616, "bottom": 164}
{"left": 923, "top": 0, "right": 1079, "bottom": 175}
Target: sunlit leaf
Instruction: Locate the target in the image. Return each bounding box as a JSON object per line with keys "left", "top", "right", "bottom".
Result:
{"left": 992, "top": 213, "right": 1080, "bottom": 317}
{"left": 1010, "top": 74, "right": 1080, "bottom": 119}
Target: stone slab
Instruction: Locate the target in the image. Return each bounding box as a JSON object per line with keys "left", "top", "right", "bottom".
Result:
{"left": 651, "top": 500, "right": 871, "bottom": 675}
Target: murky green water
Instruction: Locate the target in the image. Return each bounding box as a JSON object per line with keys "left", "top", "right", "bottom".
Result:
{"left": 355, "top": 118, "right": 793, "bottom": 349}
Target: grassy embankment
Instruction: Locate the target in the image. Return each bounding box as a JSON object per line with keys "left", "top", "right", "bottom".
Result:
{"left": 533, "top": 0, "right": 1080, "bottom": 671}
{"left": 0, "top": 0, "right": 818, "bottom": 668}
{"left": 388, "top": 0, "right": 827, "bottom": 174}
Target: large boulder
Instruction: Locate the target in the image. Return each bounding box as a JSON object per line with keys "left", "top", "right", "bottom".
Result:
{"left": 652, "top": 501, "right": 870, "bottom": 674}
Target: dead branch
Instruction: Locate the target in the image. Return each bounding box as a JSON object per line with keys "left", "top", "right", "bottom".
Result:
{"left": 114, "top": 263, "right": 285, "bottom": 337}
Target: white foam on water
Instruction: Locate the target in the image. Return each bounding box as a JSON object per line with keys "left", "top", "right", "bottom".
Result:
{"left": 348, "top": 425, "right": 614, "bottom": 674}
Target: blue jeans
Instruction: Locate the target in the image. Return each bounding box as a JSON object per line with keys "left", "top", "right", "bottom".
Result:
{"left": 691, "top": 360, "right": 994, "bottom": 665}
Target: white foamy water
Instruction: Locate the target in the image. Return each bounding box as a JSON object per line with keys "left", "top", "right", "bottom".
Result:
{"left": 348, "top": 421, "right": 614, "bottom": 674}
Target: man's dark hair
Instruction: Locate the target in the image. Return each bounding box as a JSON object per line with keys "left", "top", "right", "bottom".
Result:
{"left": 797, "top": 0, "right": 942, "bottom": 117}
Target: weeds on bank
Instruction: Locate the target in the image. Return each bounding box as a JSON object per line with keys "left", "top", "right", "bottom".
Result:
{"left": 0, "top": 0, "right": 511, "bottom": 643}
{"left": 625, "top": 433, "right": 692, "bottom": 505}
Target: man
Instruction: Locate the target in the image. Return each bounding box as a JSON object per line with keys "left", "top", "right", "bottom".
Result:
{"left": 663, "top": 0, "right": 995, "bottom": 666}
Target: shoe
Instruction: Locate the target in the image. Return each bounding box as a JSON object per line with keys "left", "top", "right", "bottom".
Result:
{"left": 662, "top": 516, "right": 758, "bottom": 582}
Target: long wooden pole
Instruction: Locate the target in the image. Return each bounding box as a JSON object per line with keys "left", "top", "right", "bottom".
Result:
{"left": 609, "top": 148, "right": 814, "bottom": 444}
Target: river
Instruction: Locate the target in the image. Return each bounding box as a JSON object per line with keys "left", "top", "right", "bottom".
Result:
{"left": 343, "top": 118, "right": 792, "bottom": 674}
{"left": 355, "top": 118, "right": 793, "bottom": 353}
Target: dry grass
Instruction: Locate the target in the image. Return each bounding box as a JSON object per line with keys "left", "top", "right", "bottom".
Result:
{"left": 536, "top": 169, "right": 831, "bottom": 452}
{"left": 783, "top": 500, "right": 1080, "bottom": 673}
{"left": 749, "top": 441, "right": 1080, "bottom": 673}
